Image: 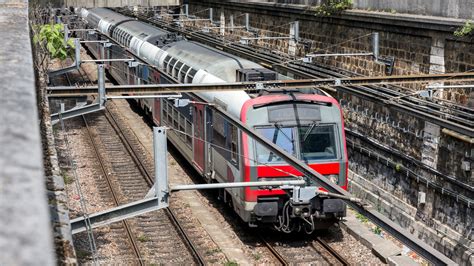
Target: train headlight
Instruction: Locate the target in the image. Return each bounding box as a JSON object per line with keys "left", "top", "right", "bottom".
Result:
{"left": 326, "top": 175, "right": 339, "bottom": 185}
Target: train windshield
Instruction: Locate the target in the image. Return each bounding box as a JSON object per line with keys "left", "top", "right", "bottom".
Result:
{"left": 254, "top": 124, "right": 338, "bottom": 164}
{"left": 298, "top": 125, "right": 337, "bottom": 160}
{"left": 255, "top": 126, "right": 296, "bottom": 164}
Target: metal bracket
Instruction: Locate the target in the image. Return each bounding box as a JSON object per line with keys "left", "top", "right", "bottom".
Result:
{"left": 48, "top": 38, "right": 81, "bottom": 78}
{"left": 50, "top": 64, "right": 106, "bottom": 125}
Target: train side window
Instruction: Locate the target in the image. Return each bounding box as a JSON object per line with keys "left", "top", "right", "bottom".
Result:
{"left": 231, "top": 126, "right": 238, "bottom": 163}
{"left": 185, "top": 120, "right": 192, "bottom": 146}
{"left": 212, "top": 113, "right": 226, "bottom": 151}
{"left": 173, "top": 107, "right": 179, "bottom": 129}
{"left": 162, "top": 101, "right": 168, "bottom": 123}
{"left": 179, "top": 114, "right": 186, "bottom": 139}
{"left": 167, "top": 102, "right": 173, "bottom": 123}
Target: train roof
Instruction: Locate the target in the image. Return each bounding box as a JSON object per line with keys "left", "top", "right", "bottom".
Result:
{"left": 162, "top": 41, "right": 263, "bottom": 82}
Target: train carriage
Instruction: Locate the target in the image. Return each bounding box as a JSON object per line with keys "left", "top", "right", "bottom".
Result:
{"left": 80, "top": 8, "right": 348, "bottom": 232}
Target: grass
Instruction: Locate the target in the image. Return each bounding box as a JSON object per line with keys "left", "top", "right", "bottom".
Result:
{"left": 355, "top": 212, "right": 369, "bottom": 223}
{"left": 205, "top": 248, "right": 221, "bottom": 256}
{"left": 137, "top": 235, "right": 150, "bottom": 242}
{"left": 225, "top": 261, "right": 239, "bottom": 266}
{"left": 75, "top": 249, "right": 92, "bottom": 260}
{"left": 62, "top": 172, "right": 74, "bottom": 185}
{"left": 253, "top": 253, "right": 262, "bottom": 261}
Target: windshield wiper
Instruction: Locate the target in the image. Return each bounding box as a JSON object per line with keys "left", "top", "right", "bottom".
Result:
{"left": 302, "top": 122, "right": 317, "bottom": 142}
{"left": 267, "top": 123, "right": 293, "bottom": 162}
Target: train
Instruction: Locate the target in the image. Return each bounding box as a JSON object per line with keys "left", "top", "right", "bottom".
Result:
{"left": 78, "top": 7, "right": 348, "bottom": 233}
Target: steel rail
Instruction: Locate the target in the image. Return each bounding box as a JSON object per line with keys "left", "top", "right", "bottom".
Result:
{"left": 314, "top": 237, "right": 349, "bottom": 266}
{"left": 81, "top": 12, "right": 455, "bottom": 264}
{"left": 206, "top": 102, "right": 456, "bottom": 265}
{"left": 83, "top": 115, "right": 145, "bottom": 265}
{"left": 257, "top": 234, "right": 288, "bottom": 266}
{"left": 104, "top": 106, "right": 206, "bottom": 266}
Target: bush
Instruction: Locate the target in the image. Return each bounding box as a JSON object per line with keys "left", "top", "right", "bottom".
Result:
{"left": 33, "top": 23, "right": 75, "bottom": 60}
{"left": 315, "top": 0, "right": 353, "bottom": 16}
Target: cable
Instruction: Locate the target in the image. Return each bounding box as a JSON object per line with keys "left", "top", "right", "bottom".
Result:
{"left": 167, "top": 126, "right": 305, "bottom": 180}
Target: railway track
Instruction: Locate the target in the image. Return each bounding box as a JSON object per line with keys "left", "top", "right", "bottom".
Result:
{"left": 120, "top": 9, "right": 473, "bottom": 137}
{"left": 259, "top": 233, "right": 349, "bottom": 265}
{"left": 53, "top": 57, "right": 205, "bottom": 264}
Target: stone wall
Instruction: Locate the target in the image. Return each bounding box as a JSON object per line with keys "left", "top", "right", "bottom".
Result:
{"left": 184, "top": 1, "right": 474, "bottom": 263}
{"left": 259, "top": 0, "right": 474, "bottom": 19}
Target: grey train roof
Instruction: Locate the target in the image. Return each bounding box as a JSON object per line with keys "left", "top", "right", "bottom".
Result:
{"left": 162, "top": 41, "right": 263, "bottom": 82}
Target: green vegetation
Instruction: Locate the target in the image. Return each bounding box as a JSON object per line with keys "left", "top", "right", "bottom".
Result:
{"left": 205, "top": 248, "right": 221, "bottom": 256}
{"left": 355, "top": 212, "right": 369, "bottom": 223}
{"left": 373, "top": 226, "right": 382, "bottom": 235}
{"left": 315, "top": 0, "right": 353, "bottom": 16}
{"left": 137, "top": 235, "right": 150, "bottom": 242}
{"left": 75, "top": 249, "right": 92, "bottom": 260}
{"left": 33, "top": 23, "right": 75, "bottom": 60}
{"left": 224, "top": 261, "right": 239, "bottom": 266}
{"left": 62, "top": 172, "right": 74, "bottom": 185}
{"left": 454, "top": 20, "right": 474, "bottom": 37}
{"left": 253, "top": 253, "right": 262, "bottom": 261}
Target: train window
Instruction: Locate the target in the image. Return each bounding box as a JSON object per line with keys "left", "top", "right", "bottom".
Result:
{"left": 185, "top": 120, "right": 192, "bottom": 146}
{"left": 231, "top": 126, "right": 238, "bottom": 163}
{"left": 162, "top": 102, "right": 168, "bottom": 123}
{"left": 255, "top": 126, "right": 295, "bottom": 164}
{"left": 174, "top": 62, "right": 183, "bottom": 78}
{"left": 298, "top": 125, "right": 338, "bottom": 161}
{"left": 187, "top": 68, "right": 197, "bottom": 83}
{"left": 180, "top": 65, "right": 190, "bottom": 83}
{"left": 167, "top": 102, "right": 173, "bottom": 123}
{"left": 179, "top": 114, "right": 186, "bottom": 139}
{"left": 212, "top": 113, "right": 226, "bottom": 150}
{"left": 173, "top": 108, "right": 179, "bottom": 129}
{"left": 168, "top": 58, "right": 177, "bottom": 73}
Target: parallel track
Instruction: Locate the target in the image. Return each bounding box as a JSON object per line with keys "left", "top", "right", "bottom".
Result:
{"left": 259, "top": 233, "right": 349, "bottom": 265}
{"left": 119, "top": 9, "right": 473, "bottom": 136}
{"left": 56, "top": 56, "right": 205, "bottom": 264}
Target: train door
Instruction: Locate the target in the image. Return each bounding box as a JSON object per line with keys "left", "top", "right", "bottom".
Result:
{"left": 193, "top": 103, "right": 205, "bottom": 173}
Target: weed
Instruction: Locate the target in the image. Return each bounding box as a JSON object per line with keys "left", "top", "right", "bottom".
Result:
{"left": 253, "top": 253, "right": 262, "bottom": 261}
{"left": 373, "top": 226, "right": 382, "bottom": 235}
{"left": 137, "top": 235, "right": 150, "bottom": 242}
{"left": 454, "top": 20, "right": 474, "bottom": 37}
{"left": 315, "top": 0, "right": 353, "bottom": 16}
{"left": 225, "top": 261, "right": 239, "bottom": 266}
{"left": 62, "top": 172, "right": 74, "bottom": 185}
{"left": 75, "top": 249, "right": 92, "bottom": 260}
{"left": 205, "top": 248, "right": 221, "bottom": 255}
{"left": 355, "top": 212, "right": 369, "bottom": 223}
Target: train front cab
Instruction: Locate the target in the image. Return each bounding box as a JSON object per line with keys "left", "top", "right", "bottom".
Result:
{"left": 236, "top": 93, "right": 348, "bottom": 230}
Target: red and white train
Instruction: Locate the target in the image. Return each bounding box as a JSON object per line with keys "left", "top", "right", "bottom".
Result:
{"left": 80, "top": 8, "right": 348, "bottom": 232}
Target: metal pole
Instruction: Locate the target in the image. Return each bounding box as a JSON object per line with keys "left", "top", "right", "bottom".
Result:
{"left": 74, "top": 38, "right": 81, "bottom": 67}
{"left": 209, "top": 8, "right": 213, "bottom": 23}
{"left": 230, "top": 15, "right": 234, "bottom": 33}
{"left": 64, "top": 24, "right": 69, "bottom": 45}
{"left": 184, "top": 4, "right": 189, "bottom": 17}
{"left": 245, "top": 13, "right": 250, "bottom": 31}
{"left": 293, "top": 21, "right": 299, "bottom": 42}
{"left": 171, "top": 180, "right": 305, "bottom": 191}
{"left": 154, "top": 127, "right": 169, "bottom": 207}
{"left": 372, "top": 32, "right": 379, "bottom": 61}
{"left": 98, "top": 64, "right": 106, "bottom": 107}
